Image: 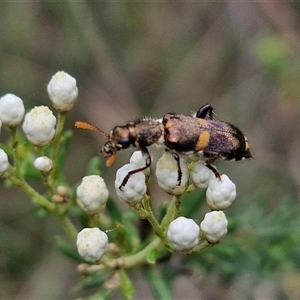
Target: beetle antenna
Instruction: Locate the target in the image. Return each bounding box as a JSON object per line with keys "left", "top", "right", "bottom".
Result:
{"left": 75, "top": 121, "right": 110, "bottom": 139}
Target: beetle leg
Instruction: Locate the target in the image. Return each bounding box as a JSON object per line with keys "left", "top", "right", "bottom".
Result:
{"left": 119, "top": 147, "right": 151, "bottom": 190}
{"left": 205, "top": 163, "right": 221, "bottom": 180}
{"left": 166, "top": 150, "right": 182, "bottom": 186}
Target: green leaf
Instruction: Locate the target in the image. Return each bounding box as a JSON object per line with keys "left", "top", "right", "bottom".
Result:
{"left": 156, "top": 201, "right": 168, "bottom": 223}
{"left": 143, "top": 266, "right": 172, "bottom": 300}
{"left": 54, "top": 235, "right": 83, "bottom": 262}
{"left": 181, "top": 188, "right": 206, "bottom": 218}
{"left": 146, "top": 249, "right": 158, "bottom": 264}
{"left": 77, "top": 288, "right": 112, "bottom": 300}
{"left": 255, "top": 33, "right": 287, "bottom": 76}
{"left": 106, "top": 196, "right": 123, "bottom": 222}
{"left": 113, "top": 217, "right": 140, "bottom": 253}
{"left": 119, "top": 270, "right": 135, "bottom": 299}
{"left": 86, "top": 156, "right": 102, "bottom": 176}
{"left": 55, "top": 130, "right": 73, "bottom": 180}
{"left": 20, "top": 159, "right": 41, "bottom": 180}
{"left": 73, "top": 272, "right": 108, "bottom": 293}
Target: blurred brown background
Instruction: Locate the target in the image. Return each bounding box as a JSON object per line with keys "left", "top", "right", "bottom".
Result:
{"left": 1, "top": 2, "right": 300, "bottom": 299}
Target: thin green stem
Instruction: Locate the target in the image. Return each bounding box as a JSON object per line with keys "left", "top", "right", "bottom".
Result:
{"left": 89, "top": 214, "right": 100, "bottom": 227}
{"left": 5, "top": 168, "right": 55, "bottom": 212}
{"left": 5, "top": 167, "right": 77, "bottom": 240}
{"left": 40, "top": 172, "right": 56, "bottom": 195}
{"left": 191, "top": 240, "right": 213, "bottom": 252}
{"left": 123, "top": 237, "right": 164, "bottom": 268}
{"left": 10, "top": 127, "right": 20, "bottom": 171}
{"left": 35, "top": 146, "right": 44, "bottom": 157}
{"left": 160, "top": 195, "right": 181, "bottom": 232}
{"left": 50, "top": 112, "right": 67, "bottom": 180}
{"left": 174, "top": 196, "right": 181, "bottom": 219}
{"left": 100, "top": 237, "right": 164, "bottom": 270}
{"left": 141, "top": 195, "right": 164, "bottom": 238}
{"left": 59, "top": 215, "right": 78, "bottom": 241}
{"left": 185, "top": 183, "right": 197, "bottom": 193}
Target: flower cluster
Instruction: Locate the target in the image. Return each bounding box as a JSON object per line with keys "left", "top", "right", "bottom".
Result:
{"left": 73, "top": 148, "right": 234, "bottom": 258}
{"left": 0, "top": 70, "right": 244, "bottom": 298}
{"left": 0, "top": 71, "right": 111, "bottom": 265}
{"left": 114, "top": 151, "right": 236, "bottom": 249}
{"left": 0, "top": 72, "right": 77, "bottom": 177}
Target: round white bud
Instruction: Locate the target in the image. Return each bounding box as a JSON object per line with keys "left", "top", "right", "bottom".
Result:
{"left": 191, "top": 161, "right": 216, "bottom": 189}
{"left": 77, "top": 175, "right": 109, "bottom": 215}
{"left": 0, "top": 94, "right": 25, "bottom": 127}
{"left": 115, "top": 163, "right": 147, "bottom": 204}
{"left": 206, "top": 174, "right": 236, "bottom": 210}
{"left": 34, "top": 156, "right": 53, "bottom": 173}
{"left": 0, "top": 149, "right": 9, "bottom": 176}
{"left": 167, "top": 216, "right": 200, "bottom": 250}
{"left": 156, "top": 152, "right": 189, "bottom": 195}
{"left": 200, "top": 211, "right": 228, "bottom": 243}
{"left": 22, "top": 106, "right": 56, "bottom": 146}
{"left": 47, "top": 71, "right": 78, "bottom": 112}
{"left": 77, "top": 227, "right": 108, "bottom": 263}
{"left": 129, "top": 151, "right": 150, "bottom": 177}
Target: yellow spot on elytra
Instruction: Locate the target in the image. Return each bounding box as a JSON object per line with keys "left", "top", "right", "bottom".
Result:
{"left": 196, "top": 131, "right": 210, "bottom": 150}
{"left": 164, "top": 121, "right": 172, "bottom": 129}
{"left": 197, "top": 118, "right": 207, "bottom": 127}
{"left": 196, "top": 119, "right": 209, "bottom": 150}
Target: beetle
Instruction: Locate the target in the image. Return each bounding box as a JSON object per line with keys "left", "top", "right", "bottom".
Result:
{"left": 75, "top": 104, "right": 252, "bottom": 189}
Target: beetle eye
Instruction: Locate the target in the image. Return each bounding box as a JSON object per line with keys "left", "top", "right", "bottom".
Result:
{"left": 119, "top": 137, "right": 131, "bottom": 148}
{"left": 112, "top": 126, "right": 132, "bottom": 149}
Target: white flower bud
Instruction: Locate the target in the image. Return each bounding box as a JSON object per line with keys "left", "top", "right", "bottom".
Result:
{"left": 200, "top": 211, "right": 228, "bottom": 243}
{"left": 77, "top": 175, "right": 109, "bottom": 215}
{"left": 0, "top": 94, "right": 25, "bottom": 127}
{"left": 115, "top": 163, "right": 147, "bottom": 204}
{"left": 47, "top": 71, "right": 78, "bottom": 112}
{"left": 22, "top": 106, "right": 56, "bottom": 146}
{"left": 77, "top": 227, "right": 108, "bottom": 263}
{"left": 0, "top": 149, "right": 9, "bottom": 176}
{"left": 206, "top": 174, "right": 236, "bottom": 210}
{"left": 34, "top": 156, "right": 53, "bottom": 173}
{"left": 167, "top": 216, "right": 200, "bottom": 250}
{"left": 191, "top": 161, "right": 216, "bottom": 189}
{"left": 156, "top": 152, "right": 188, "bottom": 195}
{"left": 129, "top": 151, "right": 150, "bottom": 177}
